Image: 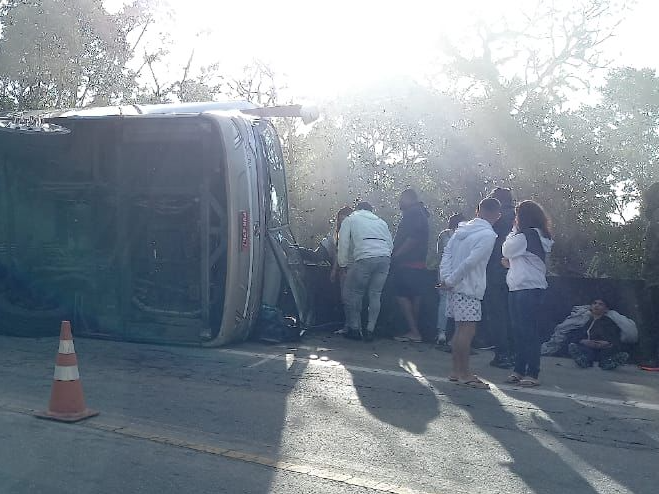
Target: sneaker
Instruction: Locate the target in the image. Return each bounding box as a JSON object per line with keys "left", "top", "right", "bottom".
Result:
{"left": 614, "top": 352, "right": 629, "bottom": 366}
{"left": 568, "top": 343, "right": 592, "bottom": 368}
{"left": 436, "top": 331, "right": 447, "bottom": 345}
{"left": 477, "top": 344, "right": 496, "bottom": 351}
{"left": 599, "top": 358, "right": 618, "bottom": 371}
{"left": 343, "top": 329, "right": 362, "bottom": 340}
{"left": 362, "top": 330, "right": 374, "bottom": 342}
{"left": 334, "top": 327, "right": 349, "bottom": 335}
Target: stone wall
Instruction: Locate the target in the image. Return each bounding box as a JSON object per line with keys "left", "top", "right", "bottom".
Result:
{"left": 307, "top": 266, "right": 648, "bottom": 355}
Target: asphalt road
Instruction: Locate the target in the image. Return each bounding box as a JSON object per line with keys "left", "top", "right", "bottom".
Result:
{"left": 1, "top": 332, "right": 658, "bottom": 494}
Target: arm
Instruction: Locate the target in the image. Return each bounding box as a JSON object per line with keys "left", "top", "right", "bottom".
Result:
{"left": 501, "top": 232, "right": 528, "bottom": 259}
{"left": 393, "top": 237, "right": 418, "bottom": 260}
{"left": 439, "top": 236, "right": 454, "bottom": 283}
{"left": 446, "top": 234, "right": 496, "bottom": 287}
{"left": 337, "top": 219, "right": 351, "bottom": 268}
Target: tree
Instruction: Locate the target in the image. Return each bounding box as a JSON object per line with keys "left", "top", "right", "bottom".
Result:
{"left": 0, "top": 0, "right": 149, "bottom": 110}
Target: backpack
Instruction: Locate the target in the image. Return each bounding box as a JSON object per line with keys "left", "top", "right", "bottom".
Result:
{"left": 256, "top": 305, "right": 303, "bottom": 344}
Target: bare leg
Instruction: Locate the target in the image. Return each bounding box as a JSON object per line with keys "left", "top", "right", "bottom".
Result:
{"left": 452, "top": 321, "right": 477, "bottom": 379}
{"left": 396, "top": 296, "right": 423, "bottom": 340}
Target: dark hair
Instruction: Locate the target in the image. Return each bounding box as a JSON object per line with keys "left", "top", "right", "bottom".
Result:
{"left": 478, "top": 198, "right": 501, "bottom": 215}
{"left": 516, "top": 200, "right": 552, "bottom": 239}
{"left": 488, "top": 187, "right": 513, "bottom": 207}
{"left": 448, "top": 213, "right": 465, "bottom": 230}
{"left": 355, "top": 201, "right": 373, "bottom": 212}
{"left": 335, "top": 206, "right": 354, "bottom": 244}
{"left": 592, "top": 298, "right": 613, "bottom": 310}
{"left": 337, "top": 205, "right": 353, "bottom": 219}
{"left": 401, "top": 188, "right": 419, "bottom": 202}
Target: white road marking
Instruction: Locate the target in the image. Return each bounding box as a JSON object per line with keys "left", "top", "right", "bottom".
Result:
{"left": 217, "top": 348, "right": 659, "bottom": 412}
{"left": 246, "top": 354, "right": 281, "bottom": 368}
{"left": 285, "top": 353, "right": 295, "bottom": 370}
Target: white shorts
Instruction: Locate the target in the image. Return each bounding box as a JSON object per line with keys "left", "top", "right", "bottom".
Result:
{"left": 446, "top": 292, "right": 482, "bottom": 322}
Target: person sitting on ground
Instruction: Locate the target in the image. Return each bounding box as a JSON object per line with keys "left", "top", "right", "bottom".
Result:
{"left": 567, "top": 298, "right": 629, "bottom": 370}
{"left": 436, "top": 213, "right": 465, "bottom": 347}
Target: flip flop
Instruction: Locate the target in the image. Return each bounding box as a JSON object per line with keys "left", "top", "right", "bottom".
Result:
{"left": 459, "top": 378, "right": 490, "bottom": 390}
{"left": 505, "top": 374, "right": 522, "bottom": 384}
{"left": 519, "top": 378, "right": 540, "bottom": 387}
{"left": 394, "top": 336, "right": 423, "bottom": 343}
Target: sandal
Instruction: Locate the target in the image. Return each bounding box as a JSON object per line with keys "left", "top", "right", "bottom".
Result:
{"left": 394, "top": 336, "right": 423, "bottom": 343}
{"left": 518, "top": 378, "right": 540, "bottom": 387}
{"left": 505, "top": 374, "right": 522, "bottom": 384}
{"left": 459, "top": 377, "right": 490, "bottom": 390}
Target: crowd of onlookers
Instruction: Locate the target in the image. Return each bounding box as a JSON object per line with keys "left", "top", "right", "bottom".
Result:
{"left": 306, "top": 184, "right": 659, "bottom": 390}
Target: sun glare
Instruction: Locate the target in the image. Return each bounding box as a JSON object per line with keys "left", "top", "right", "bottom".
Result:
{"left": 104, "top": 0, "right": 655, "bottom": 100}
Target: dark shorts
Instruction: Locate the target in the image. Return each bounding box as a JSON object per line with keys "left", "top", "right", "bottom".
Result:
{"left": 391, "top": 267, "right": 426, "bottom": 298}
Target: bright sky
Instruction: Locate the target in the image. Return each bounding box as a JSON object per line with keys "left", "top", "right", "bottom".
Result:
{"left": 103, "top": 0, "right": 658, "bottom": 101}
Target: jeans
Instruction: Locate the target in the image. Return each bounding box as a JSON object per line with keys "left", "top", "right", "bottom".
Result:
{"left": 573, "top": 343, "right": 617, "bottom": 365}
{"left": 509, "top": 289, "right": 544, "bottom": 379}
{"left": 483, "top": 281, "right": 512, "bottom": 357}
{"left": 436, "top": 292, "right": 448, "bottom": 332}
{"left": 344, "top": 257, "right": 391, "bottom": 333}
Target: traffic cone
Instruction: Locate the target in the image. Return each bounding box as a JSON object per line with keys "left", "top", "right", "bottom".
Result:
{"left": 35, "top": 321, "right": 99, "bottom": 422}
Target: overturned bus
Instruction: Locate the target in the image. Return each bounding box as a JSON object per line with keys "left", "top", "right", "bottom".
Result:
{"left": 0, "top": 101, "right": 316, "bottom": 345}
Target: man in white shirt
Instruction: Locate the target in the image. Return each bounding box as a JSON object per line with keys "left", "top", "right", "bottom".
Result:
{"left": 338, "top": 202, "right": 394, "bottom": 341}
{"left": 440, "top": 198, "right": 501, "bottom": 389}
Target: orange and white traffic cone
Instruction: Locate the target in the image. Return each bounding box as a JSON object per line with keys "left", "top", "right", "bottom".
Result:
{"left": 35, "top": 321, "right": 99, "bottom": 423}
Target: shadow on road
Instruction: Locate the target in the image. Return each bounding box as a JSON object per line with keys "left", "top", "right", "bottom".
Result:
{"left": 460, "top": 389, "right": 603, "bottom": 494}
{"left": 501, "top": 387, "right": 659, "bottom": 494}
{"left": 346, "top": 358, "right": 440, "bottom": 434}
{"left": 0, "top": 337, "right": 309, "bottom": 494}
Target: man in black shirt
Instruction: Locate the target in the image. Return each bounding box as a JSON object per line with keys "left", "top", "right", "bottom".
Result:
{"left": 392, "top": 189, "right": 430, "bottom": 343}
{"left": 483, "top": 187, "right": 516, "bottom": 368}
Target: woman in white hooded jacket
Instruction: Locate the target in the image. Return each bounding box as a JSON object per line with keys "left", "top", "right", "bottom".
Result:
{"left": 502, "top": 200, "right": 554, "bottom": 387}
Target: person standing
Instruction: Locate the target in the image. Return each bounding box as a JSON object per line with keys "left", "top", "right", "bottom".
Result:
{"left": 338, "top": 202, "right": 393, "bottom": 342}
{"left": 327, "top": 206, "right": 354, "bottom": 335}
{"left": 436, "top": 213, "right": 465, "bottom": 346}
{"left": 502, "top": 200, "right": 554, "bottom": 387}
{"left": 392, "top": 189, "right": 430, "bottom": 343}
{"left": 440, "top": 198, "right": 501, "bottom": 389}
{"left": 483, "top": 187, "right": 516, "bottom": 368}
{"left": 641, "top": 183, "right": 659, "bottom": 370}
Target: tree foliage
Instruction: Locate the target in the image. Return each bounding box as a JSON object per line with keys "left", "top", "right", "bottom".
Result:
{"left": 0, "top": 0, "right": 655, "bottom": 279}
{"left": 0, "top": 0, "right": 151, "bottom": 110}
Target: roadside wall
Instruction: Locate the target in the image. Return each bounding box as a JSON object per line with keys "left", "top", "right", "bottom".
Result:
{"left": 307, "top": 266, "right": 647, "bottom": 353}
